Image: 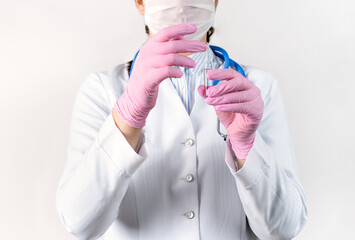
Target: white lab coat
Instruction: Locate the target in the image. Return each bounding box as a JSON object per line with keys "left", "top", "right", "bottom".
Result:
{"left": 56, "top": 62, "right": 308, "bottom": 240}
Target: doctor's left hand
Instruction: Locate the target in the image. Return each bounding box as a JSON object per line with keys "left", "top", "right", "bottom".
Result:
{"left": 198, "top": 69, "right": 264, "bottom": 162}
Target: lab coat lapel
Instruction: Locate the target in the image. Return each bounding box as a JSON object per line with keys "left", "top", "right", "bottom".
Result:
{"left": 159, "top": 78, "right": 191, "bottom": 124}
{"left": 143, "top": 78, "right": 194, "bottom": 147}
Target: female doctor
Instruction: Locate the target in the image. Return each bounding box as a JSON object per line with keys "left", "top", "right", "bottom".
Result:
{"left": 56, "top": 0, "right": 308, "bottom": 239}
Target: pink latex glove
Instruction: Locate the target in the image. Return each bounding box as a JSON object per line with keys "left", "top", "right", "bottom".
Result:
{"left": 115, "top": 24, "right": 207, "bottom": 128}
{"left": 198, "top": 69, "right": 264, "bottom": 159}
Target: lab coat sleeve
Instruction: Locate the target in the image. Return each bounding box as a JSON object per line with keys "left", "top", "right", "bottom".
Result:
{"left": 56, "top": 73, "right": 148, "bottom": 240}
{"left": 224, "top": 76, "right": 308, "bottom": 240}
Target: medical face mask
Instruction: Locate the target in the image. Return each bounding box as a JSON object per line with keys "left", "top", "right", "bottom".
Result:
{"left": 143, "top": 0, "right": 215, "bottom": 41}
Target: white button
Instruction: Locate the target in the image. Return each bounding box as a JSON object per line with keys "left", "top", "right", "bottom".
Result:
{"left": 185, "top": 210, "right": 195, "bottom": 219}
{"left": 185, "top": 174, "right": 194, "bottom": 182}
{"left": 184, "top": 138, "right": 194, "bottom": 147}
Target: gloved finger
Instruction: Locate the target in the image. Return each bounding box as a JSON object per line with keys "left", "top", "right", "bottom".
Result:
{"left": 152, "top": 24, "right": 197, "bottom": 42}
{"left": 152, "top": 66, "right": 183, "bottom": 85}
{"left": 214, "top": 110, "right": 235, "bottom": 127}
{"left": 205, "top": 88, "right": 256, "bottom": 105}
{"left": 151, "top": 54, "right": 196, "bottom": 68}
{"left": 158, "top": 40, "right": 207, "bottom": 54}
{"left": 213, "top": 98, "right": 259, "bottom": 114}
{"left": 207, "top": 68, "right": 244, "bottom": 81}
{"left": 206, "top": 77, "right": 251, "bottom": 97}
{"left": 171, "top": 36, "right": 185, "bottom": 41}
{"left": 197, "top": 85, "right": 208, "bottom": 99}
{"left": 208, "top": 83, "right": 261, "bottom": 99}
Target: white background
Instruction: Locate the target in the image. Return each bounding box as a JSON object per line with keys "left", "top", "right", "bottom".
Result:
{"left": 1, "top": 0, "right": 354, "bottom": 239}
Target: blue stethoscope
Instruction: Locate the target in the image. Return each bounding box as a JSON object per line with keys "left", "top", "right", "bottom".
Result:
{"left": 130, "top": 45, "right": 246, "bottom": 141}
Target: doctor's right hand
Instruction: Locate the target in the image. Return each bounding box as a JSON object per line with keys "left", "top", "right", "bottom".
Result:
{"left": 115, "top": 24, "right": 207, "bottom": 128}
